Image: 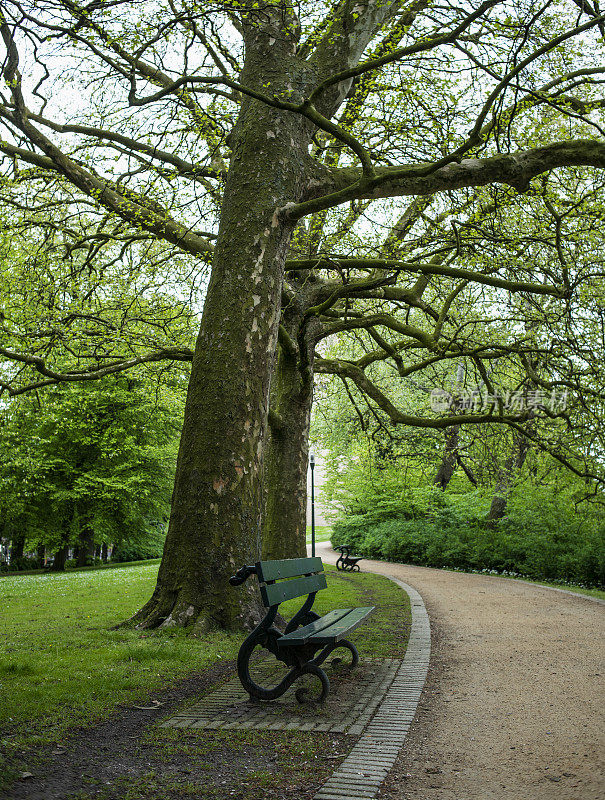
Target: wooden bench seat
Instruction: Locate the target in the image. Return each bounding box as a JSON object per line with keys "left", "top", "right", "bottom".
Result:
{"left": 277, "top": 606, "right": 373, "bottom": 646}
{"left": 229, "top": 556, "right": 374, "bottom": 702}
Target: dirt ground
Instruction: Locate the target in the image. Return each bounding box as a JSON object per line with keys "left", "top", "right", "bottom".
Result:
{"left": 317, "top": 541, "right": 605, "bottom": 800}
{"left": 2, "top": 658, "right": 352, "bottom": 800}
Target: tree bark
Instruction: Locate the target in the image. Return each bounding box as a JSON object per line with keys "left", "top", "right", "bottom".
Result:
{"left": 77, "top": 526, "right": 96, "bottom": 567}
{"left": 262, "top": 306, "right": 319, "bottom": 560}
{"left": 10, "top": 535, "right": 25, "bottom": 561}
{"left": 487, "top": 431, "right": 531, "bottom": 521}
{"left": 132, "top": 9, "right": 317, "bottom": 633}
{"left": 433, "top": 362, "right": 465, "bottom": 490}
{"left": 433, "top": 424, "right": 460, "bottom": 490}
{"left": 52, "top": 545, "right": 69, "bottom": 571}
{"left": 101, "top": 542, "right": 109, "bottom": 562}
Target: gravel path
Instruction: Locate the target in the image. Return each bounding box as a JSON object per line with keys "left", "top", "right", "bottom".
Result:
{"left": 315, "top": 542, "right": 605, "bottom": 800}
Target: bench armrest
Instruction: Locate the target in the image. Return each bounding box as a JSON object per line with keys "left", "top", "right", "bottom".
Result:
{"left": 229, "top": 564, "right": 258, "bottom": 586}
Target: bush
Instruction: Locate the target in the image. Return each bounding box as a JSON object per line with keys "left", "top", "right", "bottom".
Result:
{"left": 1, "top": 556, "right": 43, "bottom": 572}
{"left": 111, "top": 524, "right": 166, "bottom": 562}
{"left": 332, "top": 490, "right": 605, "bottom": 587}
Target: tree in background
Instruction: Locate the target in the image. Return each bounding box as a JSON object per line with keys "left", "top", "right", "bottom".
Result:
{"left": 0, "top": 374, "right": 183, "bottom": 570}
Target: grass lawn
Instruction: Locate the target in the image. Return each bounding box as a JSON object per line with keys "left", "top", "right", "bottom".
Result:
{"left": 512, "top": 578, "right": 605, "bottom": 601}
{"left": 0, "top": 564, "right": 240, "bottom": 751}
{"left": 0, "top": 560, "right": 410, "bottom": 796}
{"left": 305, "top": 525, "right": 332, "bottom": 544}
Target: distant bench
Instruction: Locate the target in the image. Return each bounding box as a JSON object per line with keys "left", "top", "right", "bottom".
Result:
{"left": 335, "top": 545, "right": 364, "bottom": 572}
{"left": 229, "top": 556, "right": 374, "bottom": 702}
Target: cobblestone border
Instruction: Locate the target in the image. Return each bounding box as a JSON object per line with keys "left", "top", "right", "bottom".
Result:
{"left": 314, "top": 577, "right": 430, "bottom": 800}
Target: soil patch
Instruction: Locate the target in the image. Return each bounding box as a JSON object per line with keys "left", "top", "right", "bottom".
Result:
{"left": 1, "top": 660, "right": 352, "bottom": 800}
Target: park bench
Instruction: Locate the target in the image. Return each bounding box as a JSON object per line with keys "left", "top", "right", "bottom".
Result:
{"left": 335, "top": 544, "right": 364, "bottom": 572}
{"left": 229, "top": 556, "right": 374, "bottom": 703}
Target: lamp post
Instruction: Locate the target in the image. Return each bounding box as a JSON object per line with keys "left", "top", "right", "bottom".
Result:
{"left": 309, "top": 451, "right": 315, "bottom": 557}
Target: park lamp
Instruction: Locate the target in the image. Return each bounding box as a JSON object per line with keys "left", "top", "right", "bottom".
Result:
{"left": 309, "top": 451, "right": 315, "bottom": 556}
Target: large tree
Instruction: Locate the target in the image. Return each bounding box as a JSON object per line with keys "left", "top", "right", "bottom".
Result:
{"left": 0, "top": 0, "right": 604, "bottom": 631}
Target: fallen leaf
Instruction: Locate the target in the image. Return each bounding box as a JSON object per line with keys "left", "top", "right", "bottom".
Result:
{"left": 133, "top": 700, "right": 165, "bottom": 710}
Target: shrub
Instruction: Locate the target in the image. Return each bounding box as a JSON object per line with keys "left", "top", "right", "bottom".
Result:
{"left": 332, "top": 491, "right": 605, "bottom": 587}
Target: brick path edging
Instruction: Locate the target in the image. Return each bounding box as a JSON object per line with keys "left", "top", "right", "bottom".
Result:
{"left": 313, "top": 576, "right": 431, "bottom": 800}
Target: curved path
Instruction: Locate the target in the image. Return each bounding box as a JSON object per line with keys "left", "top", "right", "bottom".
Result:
{"left": 315, "top": 542, "right": 605, "bottom": 800}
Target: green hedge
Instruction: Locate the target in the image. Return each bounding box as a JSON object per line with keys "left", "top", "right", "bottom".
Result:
{"left": 332, "top": 497, "right": 605, "bottom": 587}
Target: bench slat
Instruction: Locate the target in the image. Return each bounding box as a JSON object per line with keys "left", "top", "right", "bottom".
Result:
{"left": 260, "top": 573, "right": 327, "bottom": 607}
{"left": 257, "top": 557, "right": 323, "bottom": 582}
{"left": 278, "top": 608, "right": 353, "bottom": 645}
{"left": 278, "top": 606, "right": 375, "bottom": 645}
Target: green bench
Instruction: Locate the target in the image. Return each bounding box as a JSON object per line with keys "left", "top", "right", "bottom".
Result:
{"left": 229, "top": 556, "right": 374, "bottom": 702}
{"left": 335, "top": 544, "right": 364, "bottom": 572}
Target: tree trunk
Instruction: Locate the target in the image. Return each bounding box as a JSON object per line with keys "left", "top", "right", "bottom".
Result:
{"left": 77, "top": 527, "right": 96, "bottom": 567}
{"left": 433, "top": 425, "right": 460, "bottom": 490}
{"left": 262, "top": 313, "right": 319, "bottom": 560}
{"left": 101, "top": 542, "right": 108, "bottom": 562}
{"left": 37, "top": 544, "right": 46, "bottom": 566}
{"left": 132, "top": 10, "right": 317, "bottom": 633}
{"left": 10, "top": 535, "right": 25, "bottom": 561}
{"left": 487, "top": 431, "right": 531, "bottom": 521}
{"left": 52, "top": 545, "right": 69, "bottom": 571}
{"left": 433, "top": 362, "right": 466, "bottom": 490}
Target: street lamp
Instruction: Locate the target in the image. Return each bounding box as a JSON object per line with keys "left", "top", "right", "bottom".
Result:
{"left": 309, "top": 451, "right": 315, "bottom": 557}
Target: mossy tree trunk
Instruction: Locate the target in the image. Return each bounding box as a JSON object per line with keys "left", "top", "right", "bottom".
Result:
{"left": 132, "top": 9, "right": 317, "bottom": 633}
{"left": 262, "top": 292, "right": 321, "bottom": 560}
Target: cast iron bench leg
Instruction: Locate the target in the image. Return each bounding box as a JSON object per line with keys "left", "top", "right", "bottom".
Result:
{"left": 236, "top": 612, "right": 330, "bottom": 703}
{"left": 312, "top": 639, "right": 359, "bottom": 669}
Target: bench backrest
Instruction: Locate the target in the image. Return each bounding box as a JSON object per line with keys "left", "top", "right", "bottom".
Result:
{"left": 255, "top": 557, "right": 326, "bottom": 608}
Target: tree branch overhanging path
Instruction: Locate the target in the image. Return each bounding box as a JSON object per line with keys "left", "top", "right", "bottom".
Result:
{"left": 0, "top": 0, "right": 604, "bottom": 631}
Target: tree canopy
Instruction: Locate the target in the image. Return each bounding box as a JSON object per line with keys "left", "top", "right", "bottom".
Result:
{"left": 0, "top": 0, "right": 604, "bottom": 630}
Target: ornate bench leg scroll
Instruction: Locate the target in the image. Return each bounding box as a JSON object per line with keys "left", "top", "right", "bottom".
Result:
{"left": 294, "top": 663, "right": 330, "bottom": 704}
{"left": 312, "top": 638, "right": 359, "bottom": 669}
{"left": 237, "top": 607, "right": 329, "bottom": 702}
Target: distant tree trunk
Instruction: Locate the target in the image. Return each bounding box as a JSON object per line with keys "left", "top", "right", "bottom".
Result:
{"left": 487, "top": 431, "right": 532, "bottom": 522}
{"left": 433, "top": 424, "right": 460, "bottom": 490}
{"left": 101, "top": 542, "right": 109, "bottom": 562}
{"left": 52, "top": 545, "right": 69, "bottom": 571}
{"left": 36, "top": 544, "right": 46, "bottom": 565}
{"left": 10, "top": 535, "right": 25, "bottom": 561}
{"left": 433, "top": 362, "right": 466, "bottom": 490}
{"left": 77, "top": 527, "right": 95, "bottom": 567}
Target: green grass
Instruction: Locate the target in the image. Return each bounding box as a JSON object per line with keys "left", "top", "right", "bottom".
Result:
{"left": 0, "top": 562, "right": 240, "bottom": 747}
{"left": 284, "top": 566, "right": 410, "bottom": 658}
{"left": 305, "top": 525, "right": 332, "bottom": 544}
{"left": 0, "top": 557, "right": 162, "bottom": 578}
{"left": 0, "top": 560, "right": 408, "bottom": 755}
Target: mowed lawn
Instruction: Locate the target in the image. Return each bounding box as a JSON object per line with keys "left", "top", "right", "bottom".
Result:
{"left": 0, "top": 564, "right": 240, "bottom": 746}
{"left": 0, "top": 560, "right": 409, "bottom": 751}
{"left": 305, "top": 525, "right": 332, "bottom": 544}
